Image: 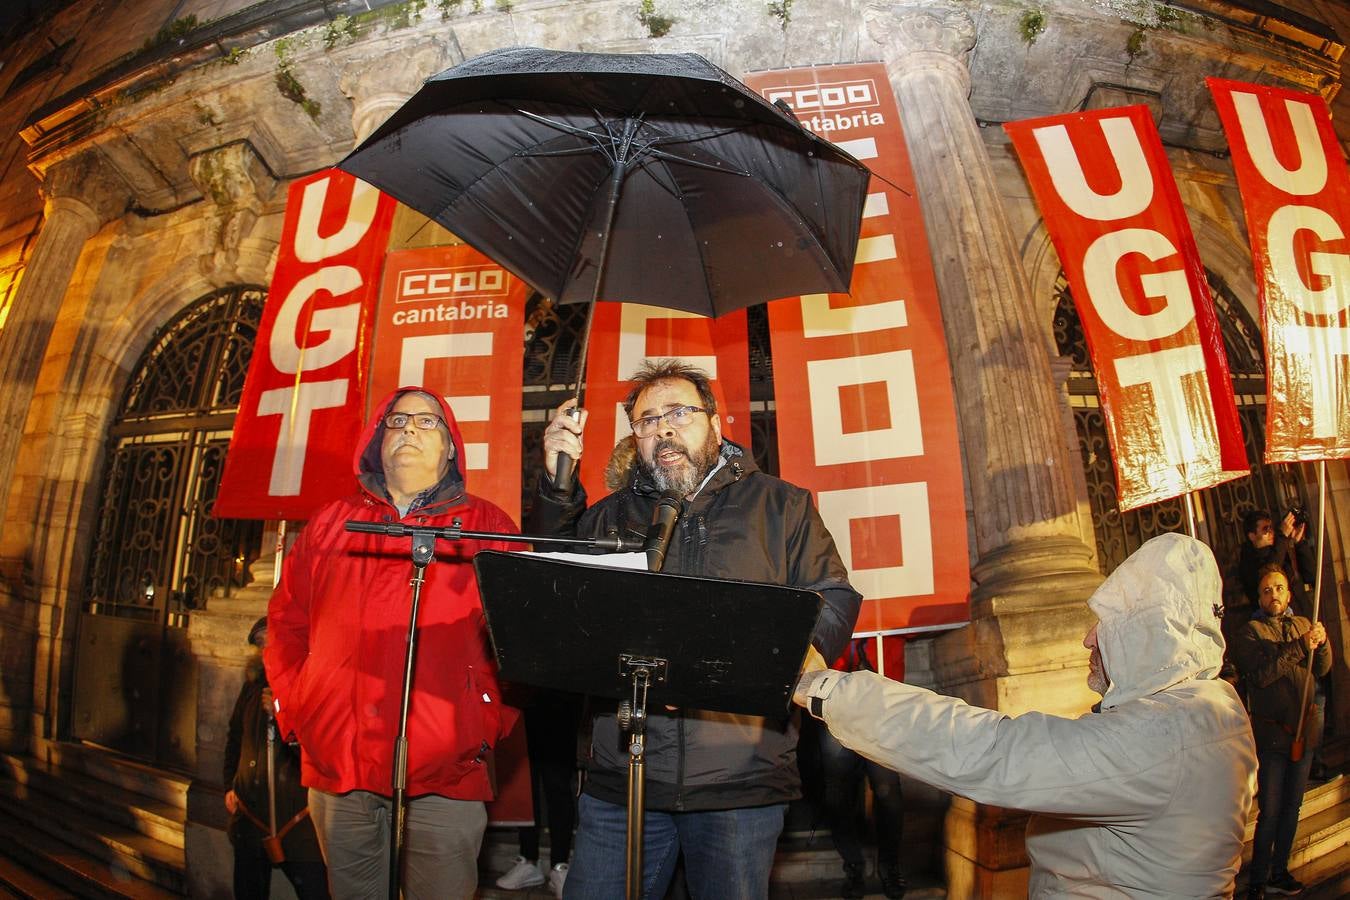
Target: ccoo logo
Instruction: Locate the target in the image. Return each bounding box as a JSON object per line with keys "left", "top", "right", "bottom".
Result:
{"left": 765, "top": 80, "right": 878, "bottom": 113}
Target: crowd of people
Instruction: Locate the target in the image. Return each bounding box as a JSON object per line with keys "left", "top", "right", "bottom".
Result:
{"left": 238, "top": 367, "right": 1338, "bottom": 899}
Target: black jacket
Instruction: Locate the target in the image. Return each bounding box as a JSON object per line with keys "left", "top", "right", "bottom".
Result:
{"left": 1230, "top": 610, "right": 1332, "bottom": 754}
{"left": 527, "top": 440, "right": 861, "bottom": 811}
{"left": 224, "top": 660, "right": 322, "bottom": 860}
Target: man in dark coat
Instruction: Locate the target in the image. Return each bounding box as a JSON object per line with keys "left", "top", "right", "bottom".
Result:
{"left": 1232, "top": 564, "right": 1332, "bottom": 899}
{"left": 529, "top": 360, "right": 861, "bottom": 900}
{"left": 224, "top": 617, "right": 329, "bottom": 900}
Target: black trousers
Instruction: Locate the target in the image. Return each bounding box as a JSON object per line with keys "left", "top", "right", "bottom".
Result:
{"left": 232, "top": 829, "right": 331, "bottom": 900}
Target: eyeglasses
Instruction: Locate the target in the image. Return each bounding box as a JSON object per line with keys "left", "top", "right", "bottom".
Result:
{"left": 630, "top": 405, "right": 708, "bottom": 438}
{"left": 383, "top": 412, "right": 445, "bottom": 431}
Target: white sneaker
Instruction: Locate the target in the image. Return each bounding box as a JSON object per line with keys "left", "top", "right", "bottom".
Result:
{"left": 496, "top": 856, "right": 545, "bottom": 890}
{"left": 547, "top": 862, "right": 569, "bottom": 898}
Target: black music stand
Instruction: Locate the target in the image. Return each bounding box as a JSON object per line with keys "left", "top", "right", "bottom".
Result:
{"left": 474, "top": 550, "right": 823, "bottom": 899}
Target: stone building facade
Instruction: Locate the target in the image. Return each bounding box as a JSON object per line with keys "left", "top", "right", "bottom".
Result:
{"left": 0, "top": 0, "right": 1346, "bottom": 895}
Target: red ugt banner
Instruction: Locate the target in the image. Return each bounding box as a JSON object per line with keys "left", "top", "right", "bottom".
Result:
{"left": 216, "top": 170, "right": 397, "bottom": 519}
{"left": 743, "top": 63, "right": 969, "bottom": 635}
{"left": 369, "top": 245, "right": 527, "bottom": 518}
{"left": 1005, "top": 106, "right": 1247, "bottom": 510}
{"left": 1208, "top": 78, "right": 1350, "bottom": 462}
{"left": 578, "top": 304, "right": 750, "bottom": 501}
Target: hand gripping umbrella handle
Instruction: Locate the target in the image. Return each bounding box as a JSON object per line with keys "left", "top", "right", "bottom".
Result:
{"left": 553, "top": 407, "right": 583, "bottom": 492}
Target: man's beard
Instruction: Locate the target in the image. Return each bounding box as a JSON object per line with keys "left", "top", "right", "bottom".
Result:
{"left": 1086, "top": 647, "right": 1109, "bottom": 696}
{"left": 644, "top": 430, "right": 721, "bottom": 497}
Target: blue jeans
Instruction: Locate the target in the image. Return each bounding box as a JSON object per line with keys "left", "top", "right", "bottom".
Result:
{"left": 563, "top": 793, "right": 787, "bottom": 900}
{"left": 1249, "top": 747, "right": 1314, "bottom": 887}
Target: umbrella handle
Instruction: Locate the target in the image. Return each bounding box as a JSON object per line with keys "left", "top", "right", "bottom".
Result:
{"left": 552, "top": 407, "right": 584, "bottom": 492}
{"left": 555, "top": 452, "right": 577, "bottom": 492}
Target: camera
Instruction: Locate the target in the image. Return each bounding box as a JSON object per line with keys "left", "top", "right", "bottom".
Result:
{"left": 1287, "top": 505, "right": 1309, "bottom": 527}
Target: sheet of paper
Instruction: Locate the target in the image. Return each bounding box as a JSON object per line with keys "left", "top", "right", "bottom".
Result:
{"left": 514, "top": 549, "right": 648, "bottom": 570}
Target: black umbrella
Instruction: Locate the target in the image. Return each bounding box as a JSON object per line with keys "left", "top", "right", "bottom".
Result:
{"left": 343, "top": 46, "right": 868, "bottom": 307}
{"left": 340, "top": 48, "right": 870, "bottom": 432}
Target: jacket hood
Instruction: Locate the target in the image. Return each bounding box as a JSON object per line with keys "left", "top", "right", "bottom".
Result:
{"left": 354, "top": 386, "right": 467, "bottom": 506}
{"left": 1088, "top": 533, "right": 1226, "bottom": 710}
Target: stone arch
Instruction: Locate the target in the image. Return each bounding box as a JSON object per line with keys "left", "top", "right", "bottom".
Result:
{"left": 22, "top": 227, "right": 277, "bottom": 746}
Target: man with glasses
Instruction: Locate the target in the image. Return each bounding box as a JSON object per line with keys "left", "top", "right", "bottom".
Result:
{"left": 266, "top": 387, "right": 520, "bottom": 899}
{"left": 529, "top": 360, "right": 861, "bottom": 900}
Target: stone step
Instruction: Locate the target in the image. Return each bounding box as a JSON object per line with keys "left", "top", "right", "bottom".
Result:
{"left": 0, "top": 807, "right": 179, "bottom": 899}
{"left": 476, "top": 826, "right": 947, "bottom": 897}
{"left": 0, "top": 752, "right": 184, "bottom": 849}
{"left": 0, "top": 850, "right": 76, "bottom": 899}
{"left": 1283, "top": 800, "right": 1350, "bottom": 875}
{"left": 32, "top": 744, "right": 188, "bottom": 811}
{"left": 0, "top": 778, "right": 183, "bottom": 896}
{"left": 1242, "top": 773, "right": 1350, "bottom": 842}
{"left": 1300, "top": 840, "right": 1350, "bottom": 899}
{"left": 1240, "top": 775, "right": 1350, "bottom": 859}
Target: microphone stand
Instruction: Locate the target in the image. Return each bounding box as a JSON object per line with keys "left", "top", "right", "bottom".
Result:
{"left": 341, "top": 518, "right": 642, "bottom": 898}
{"left": 619, "top": 492, "right": 679, "bottom": 898}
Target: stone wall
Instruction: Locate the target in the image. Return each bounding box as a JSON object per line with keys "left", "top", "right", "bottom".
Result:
{"left": 0, "top": 0, "right": 1343, "bottom": 895}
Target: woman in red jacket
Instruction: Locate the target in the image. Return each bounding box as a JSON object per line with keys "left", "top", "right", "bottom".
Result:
{"left": 266, "top": 387, "right": 519, "bottom": 899}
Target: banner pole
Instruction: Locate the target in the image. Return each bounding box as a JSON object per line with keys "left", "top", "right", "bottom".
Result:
{"left": 1292, "top": 459, "right": 1328, "bottom": 758}
{"left": 1182, "top": 491, "right": 1198, "bottom": 539}
{"left": 273, "top": 520, "right": 287, "bottom": 589}
{"left": 1311, "top": 459, "right": 1327, "bottom": 625}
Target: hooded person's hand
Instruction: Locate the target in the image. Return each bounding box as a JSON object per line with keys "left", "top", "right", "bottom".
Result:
{"left": 792, "top": 645, "right": 831, "bottom": 708}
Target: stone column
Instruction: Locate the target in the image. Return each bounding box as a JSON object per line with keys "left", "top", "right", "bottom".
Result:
{"left": 341, "top": 40, "right": 462, "bottom": 248}
{"left": 865, "top": 4, "right": 1103, "bottom": 895}
{"left": 340, "top": 39, "right": 457, "bottom": 143}
{"left": 0, "top": 153, "right": 128, "bottom": 551}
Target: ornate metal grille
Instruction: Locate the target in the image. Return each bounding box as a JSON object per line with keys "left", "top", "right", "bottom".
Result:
{"left": 1053, "top": 272, "right": 1308, "bottom": 576}
{"left": 85, "top": 286, "right": 266, "bottom": 617}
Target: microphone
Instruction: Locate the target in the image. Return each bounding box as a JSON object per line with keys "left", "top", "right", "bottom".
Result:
{"left": 644, "top": 491, "right": 682, "bottom": 572}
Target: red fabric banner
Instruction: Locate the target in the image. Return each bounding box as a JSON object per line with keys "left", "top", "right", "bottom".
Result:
{"left": 1004, "top": 105, "right": 1247, "bottom": 509}
{"left": 743, "top": 63, "right": 969, "bottom": 635}
{"left": 1207, "top": 78, "right": 1350, "bottom": 462}
{"left": 577, "top": 304, "right": 750, "bottom": 500}
{"left": 369, "top": 245, "right": 527, "bottom": 517}
{"left": 216, "top": 170, "right": 397, "bottom": 519}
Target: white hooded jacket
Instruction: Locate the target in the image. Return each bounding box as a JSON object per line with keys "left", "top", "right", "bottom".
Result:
{"left": 807, "top": 533, "right": 1257, "bottom": 897}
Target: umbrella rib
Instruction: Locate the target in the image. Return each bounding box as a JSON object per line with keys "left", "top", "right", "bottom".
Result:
{"left": 645, "top": 124, "right": 749, "bottom": 146}
{"left": 514, "top": 106, "right": 627, "bottom": 164}
{"left": 644, "top": 146, "right": 750, "bottom": 177}
{"left": 520, "top": 145, "right": 614, "bottom": 159}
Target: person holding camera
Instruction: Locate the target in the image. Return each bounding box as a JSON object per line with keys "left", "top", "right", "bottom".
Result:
{"left": 224, "top": 617, "right": 329, "bottom": 899}
{"left": 1238, "top": 508, "right": 1316, "bottom": 619}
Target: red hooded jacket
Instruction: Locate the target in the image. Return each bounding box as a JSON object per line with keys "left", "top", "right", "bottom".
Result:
{"left": 264, "top": 387, "right": 519, "bottom": 800}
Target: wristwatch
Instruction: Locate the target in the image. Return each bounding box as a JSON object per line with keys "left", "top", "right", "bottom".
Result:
{"left": 803, "top": 669, "right": 846, "bottom": 720}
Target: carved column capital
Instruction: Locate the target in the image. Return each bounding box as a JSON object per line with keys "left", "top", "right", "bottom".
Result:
{"left": 187, "top": 142, "right": 276, "bottom": 209}
{"left": 187, "top": 142, "right": 276, "bottom": 281}
{"left": 41, "top": 150, "right": 132, "bottom": 228}
{"left": 41, "top": 196, "right": 100, "bottom": 238}
{"left": 864, "top": 2, "right": 976, "bottom": 88}
{"left": 340, "top": 39, "right": 459, "bottom": 143}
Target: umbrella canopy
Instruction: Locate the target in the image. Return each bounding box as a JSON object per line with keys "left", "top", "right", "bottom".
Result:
{"left": 339, "top": 46, "right": 871, "bottom": 317}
